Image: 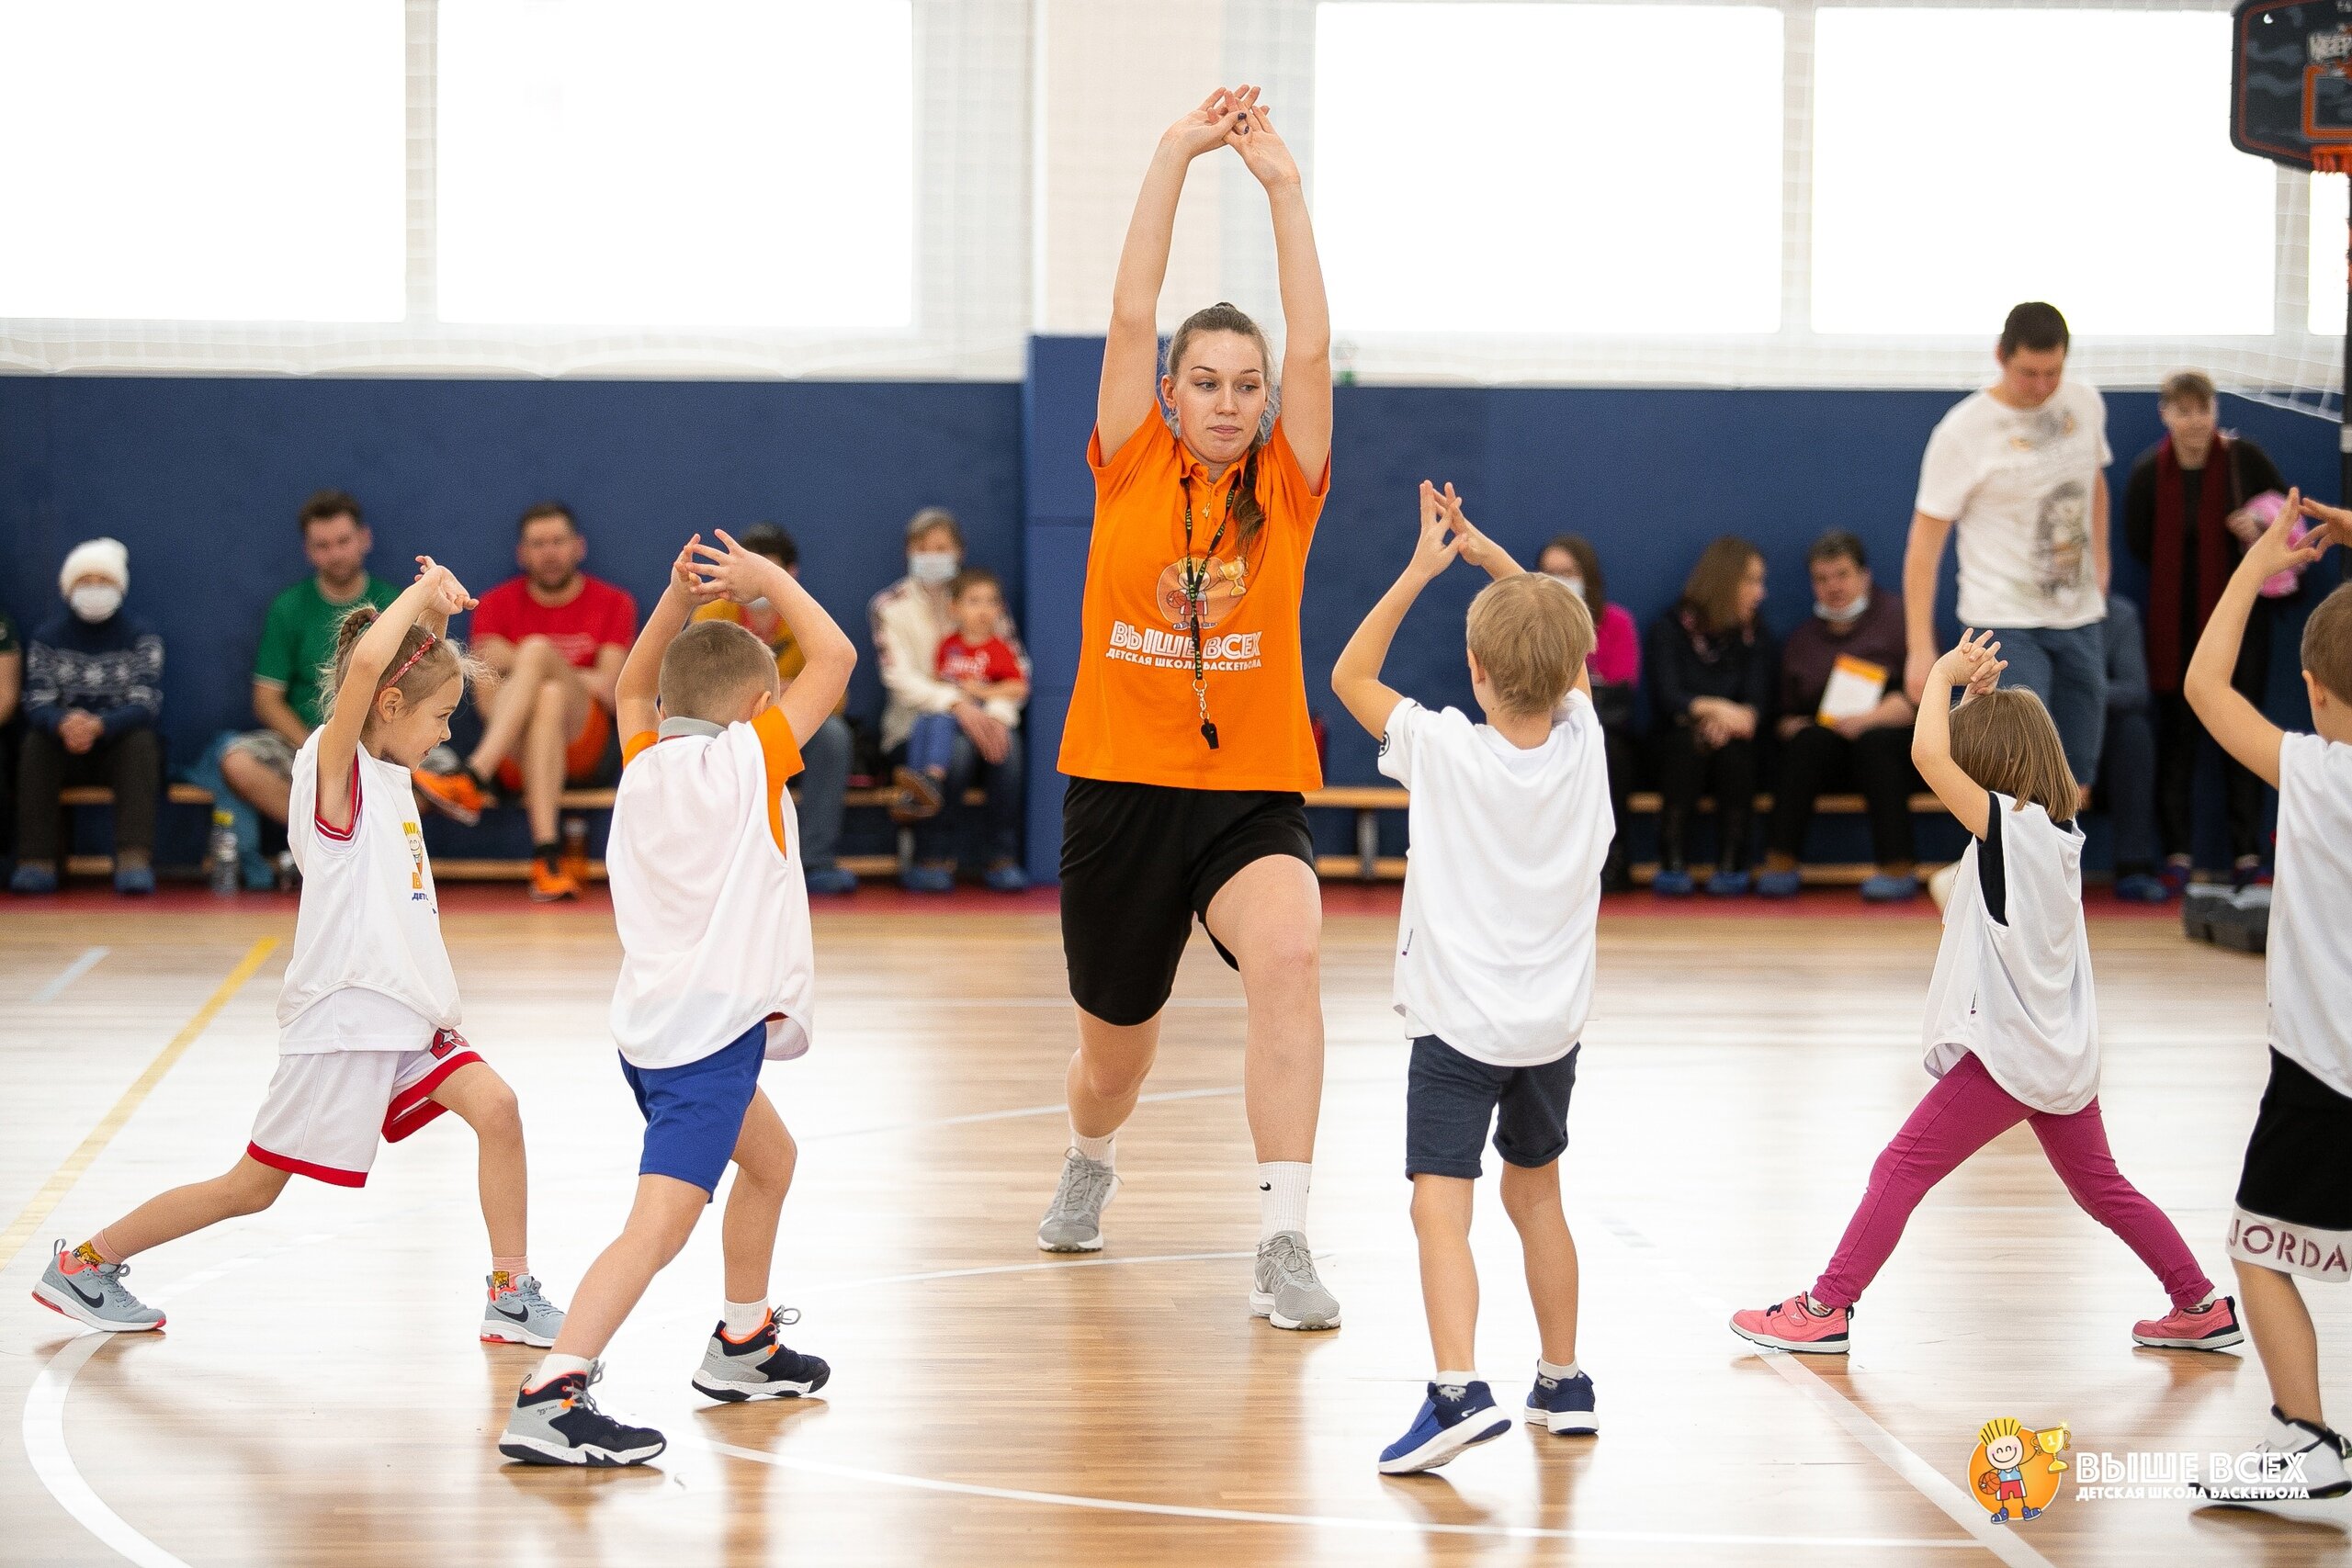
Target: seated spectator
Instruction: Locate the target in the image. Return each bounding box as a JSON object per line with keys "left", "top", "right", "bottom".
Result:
{"left": 2097, "top": 595, "right": 2167, "bottom": 902}
{"left": 413, "top": 502, "right": 637, "bottom": 902}
{"left": 12, "top": 539, "right": 164, "bottom": 896}
{"left": 693, "top": 523, "right": 858, "bottom": 895}
{"left": 209, "top": 491, "right": 400, "bottom": 886}
{"left": 0, "top": 606, "right": 18, "bottom": 866}
{"left": 1646, "top": 536, "right": 1773, "bottom": 898}
{"left": 2123, "top": 369, "right": 2291, "bottom": 890}
{"left": 1538, "top": 534, "right": 1641, "bottom": 891}
{"left": 1758, "top": 531, "right": 1920, "bottom": 902}
{"left": 870, "top": 507, "right": 1028, "bottom": 892}
{"left": 897, "top": 568, "right": 1030, "bottom": 819}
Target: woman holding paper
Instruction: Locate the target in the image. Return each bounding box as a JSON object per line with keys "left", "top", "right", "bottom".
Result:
{"left": 1758, "top": 531, "right": 1918, "bottom": 901}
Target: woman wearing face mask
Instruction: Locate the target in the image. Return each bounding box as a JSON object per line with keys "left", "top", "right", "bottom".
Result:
{"left": 1758, "top": 531, "right": 1920, "bottom": 902}
{"left": 1037, "top": 86, "right": 1341, "bottom": 1332}
{"left": 1537, "top": 536, "right": 1640, "bottom": 891}
{"left": 868, "top": 506, "right": 1031, "bottom": 892}
{"left": 13, "top": 538, "right": 166, "bottom": 896}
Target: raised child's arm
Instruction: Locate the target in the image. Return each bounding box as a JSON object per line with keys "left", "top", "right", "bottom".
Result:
{"left": 1910, "top": 629, "right": 2005, "bottom": 840}
{"left": 1332, "top": 481, "right": 1461, "bottom": 739}
{"left": 616, "top": 537, "right": 703, "bottom": 742}
{"left": 2187, "top": 489, "right": 2332, "bottom": 788}
{"left": 317, "top": 561, "right": 470, "bottom": 834}
{"left": 690, "top": 529, "right": 855, "bottom": 743}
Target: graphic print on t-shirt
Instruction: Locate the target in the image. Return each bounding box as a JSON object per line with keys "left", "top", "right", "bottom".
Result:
{"left": 1103, "top": 547, "right": 1265, "bottom": 675}
{"left": 2005, "top": 407, "right": 2093, "bottom": 608}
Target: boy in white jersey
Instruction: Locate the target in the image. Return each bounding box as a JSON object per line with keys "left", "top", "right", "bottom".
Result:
{"left": 34, "top": 562, "right": 566, "bottom": 1348}
{"left": 1332, "top": 483, "right": 1607, "bottom": 1475}
{"left": 2186, "top": 491, "right": 2352, "bottom": 1517}
{"left": 499, "top": 531, "right": 854, "bottom": 1468}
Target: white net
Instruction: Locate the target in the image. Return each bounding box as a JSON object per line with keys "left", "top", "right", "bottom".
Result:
{"left": 0, "top": 0, "right": 2342, "bottom": 413}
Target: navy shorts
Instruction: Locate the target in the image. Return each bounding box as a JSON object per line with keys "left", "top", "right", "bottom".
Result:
{"left": 1405, "top": 1036, "right": 1578, "bottom": 1180}
{"left": 618, "top": 1021, "right": 766, "bottom": 1196}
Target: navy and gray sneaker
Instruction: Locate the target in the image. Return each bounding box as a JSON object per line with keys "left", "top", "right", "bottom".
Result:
{"left": 498, "top": 1362, "right": 665, "bottom": 1467}
{"left": 31, "top": 1241, "right": 164, "bottom": 1333}
{"left": 480, "top": 1273, "right": 566, "bottom": 1348}
{"left": 1523, "top": 1364, "right": 1598, "bottom": 1435}
{"left": 691, "top": 1308, "right": 831, "bottom": 1403}
{"left": 1378, "top": 1381, "right": 1510, "bottom": 1475}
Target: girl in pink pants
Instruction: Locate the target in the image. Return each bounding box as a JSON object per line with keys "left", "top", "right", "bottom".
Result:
{"left": 1730, "top": 633, "right": 2240, "bottom": 1355}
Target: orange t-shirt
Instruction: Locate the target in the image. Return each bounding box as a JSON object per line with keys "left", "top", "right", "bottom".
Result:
{"left": 1057, "top": 416, "right": 1329, "bottom": 792}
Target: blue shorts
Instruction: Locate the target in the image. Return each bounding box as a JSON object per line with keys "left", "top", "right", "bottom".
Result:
{"left": 617, "top": 1022, "right": 766, "bottom": 1196}
{"left": 1405, "top": 1036, "right": 1578, "bottom": 1180}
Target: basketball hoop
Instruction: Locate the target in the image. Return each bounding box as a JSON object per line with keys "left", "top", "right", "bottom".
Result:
{"left": 2315, "top": 146, "right": 2352, "bottom": 173}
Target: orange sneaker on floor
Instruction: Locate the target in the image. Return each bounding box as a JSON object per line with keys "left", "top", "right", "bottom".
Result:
{"left": 559, "top": 845, "right": 591, "bottom": 888}
{"left": 412, "top": 767, "right": 489, "bottom": 826}
{"left": 529, "top": 863, "right": 582, "bottom": 903}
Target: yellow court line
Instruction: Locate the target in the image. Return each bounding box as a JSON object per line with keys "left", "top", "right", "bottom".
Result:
{"left": 0, "top": 937, "right": 277, "bottom": 1277}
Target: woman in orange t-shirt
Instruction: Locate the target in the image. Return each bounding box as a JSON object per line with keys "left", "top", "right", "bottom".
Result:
{"left": 1038, "top": 85, "right": 1340, "bottom": 1331}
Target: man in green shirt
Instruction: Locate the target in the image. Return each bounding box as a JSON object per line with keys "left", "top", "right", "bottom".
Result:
{"left": 220, "top": 491, "right": 400, "bottom": 827}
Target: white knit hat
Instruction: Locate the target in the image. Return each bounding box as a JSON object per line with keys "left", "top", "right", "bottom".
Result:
{"left": 59, "top": 537, "right": 129, "bottom": 596}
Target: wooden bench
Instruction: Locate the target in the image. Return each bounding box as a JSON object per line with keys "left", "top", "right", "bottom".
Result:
{"left": 1303, "top": 786, "right": 1952, "bottom": 883}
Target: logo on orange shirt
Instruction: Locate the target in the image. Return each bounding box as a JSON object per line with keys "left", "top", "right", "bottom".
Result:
{"left": 1154, "top": 551, "right": 1250, "bottom": 631}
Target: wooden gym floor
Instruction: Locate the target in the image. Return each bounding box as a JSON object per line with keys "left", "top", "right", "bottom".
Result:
{"left": 0, "top": 887, "right": 2345, "bottom": 1567}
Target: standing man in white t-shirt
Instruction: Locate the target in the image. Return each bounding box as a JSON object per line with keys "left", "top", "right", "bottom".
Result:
{"left": 1904, "top": 302, "right": 2112, "bottom": 789}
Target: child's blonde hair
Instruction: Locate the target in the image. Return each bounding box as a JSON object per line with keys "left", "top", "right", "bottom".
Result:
{"left": 1950, "top": 689, "right": 2078, "bottom": 824}
{"left": 2301, "top": 581, "right": 2352, "bottom": 705}
{"left": 661, "top": 619, "right": 779, "bottom": 721}
{"left": 320, "top": 606, "right": 472, "bottom": 727}
{"left": 1465, "top": 572, "right": 1592, "bottom": 717}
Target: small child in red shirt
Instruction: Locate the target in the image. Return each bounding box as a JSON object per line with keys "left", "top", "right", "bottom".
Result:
{"left": 895, "top": 570, "right": 1028, "bottom": 820}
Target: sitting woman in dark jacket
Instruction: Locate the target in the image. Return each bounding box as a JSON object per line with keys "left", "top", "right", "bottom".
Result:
{"left": 1646, "top": 536, "right": 1775, "bottom": 897}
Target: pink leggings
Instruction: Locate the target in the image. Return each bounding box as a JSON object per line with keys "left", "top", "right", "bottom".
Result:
{"left": 1812, "top": 1052, "right": 2211, "bottom": 1312}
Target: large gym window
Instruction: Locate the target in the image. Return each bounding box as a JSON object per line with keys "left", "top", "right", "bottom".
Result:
{"left": 0, "top": 1, "right": 406, "bottom": 321}
{"left": 435, "top": 0, "right": 916, "bottom": 329}
{"left": 1811, "top": 7, "right": 2275, "bottom": 336}
{"left": 1313, "top": 2, "right": 1785, "bottom": 335}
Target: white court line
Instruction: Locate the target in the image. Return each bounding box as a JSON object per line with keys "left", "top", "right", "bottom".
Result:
{"left": 1594, "top": 1218, "right": 2054, "bottom": 1568}
{"left": 702, "top": 1440, "right": 1984, "bottom": 1551}
{"left": 31, "top": 947, "right": 108, "bottom": 1004}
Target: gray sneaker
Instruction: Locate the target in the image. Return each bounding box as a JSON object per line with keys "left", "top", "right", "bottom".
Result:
{"left": 498, "top": 1361, "right": 665, "bottom": 1467}
{"left": 1251, "top": 1231, "right": 1340, "bottom": 1330}
{"left": 481, "top": 1273, "right": 565, "bottom": 1348}
{"left": 691, "top": 1308, "right": 830, "bottom": 1403}
{"left": 31, "top": 1240, "right": 164, "bottom": 1333}
{"left": 1037, "top": 1149, "right": 1118, "bottom": 1252}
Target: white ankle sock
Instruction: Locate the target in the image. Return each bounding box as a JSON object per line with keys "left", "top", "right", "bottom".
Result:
{"left": 1435, "top": 1369, "right": 1478, "bottom": 1389}
{"left": 2195, "top": 1290, "right": 2218, "bottom": 1310}
{"left": 723, "top": 1299, "right": 770, "bottom": 1339}
{"left": 1258, "top": 1161, "right": 1311, "bottom": 1239}
{"left": 1071, "top": 1125, "right": 1115, "bottom": 1167}
{"left": 530, "top": 1352, "right": 593, "bottom": 1389}
{"left": 1538, "top": 1357, "right": 1579, "bottom": 1381}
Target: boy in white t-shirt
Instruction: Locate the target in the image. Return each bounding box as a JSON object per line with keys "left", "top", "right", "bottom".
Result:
{"left": 1332, "top": 482, "right": 1608, "bottom": 1476}
{"left": 498, "top": 531, "right": 855, "bottom": 1468}
{"left": 2186, "top": 491, "right": 2352, "bottom": 1516}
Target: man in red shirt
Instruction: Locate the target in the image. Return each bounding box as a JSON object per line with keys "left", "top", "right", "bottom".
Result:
{"left": 414, "top": 502, "right": 637, "bottom": 901}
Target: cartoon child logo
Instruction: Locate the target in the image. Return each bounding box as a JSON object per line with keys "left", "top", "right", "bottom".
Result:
{"left": 1152, "top": 551, "right": 1250, "bottom": 632}
{"left": 1968, "top": 1416, "right": 2069, "bottom": 1524}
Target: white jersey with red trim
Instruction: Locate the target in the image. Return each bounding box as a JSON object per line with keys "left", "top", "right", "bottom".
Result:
{"left": 276, "top": 731, "right": 461, "bottom": 1054}
{"left": 607, "top": 712, "right": 814, "bottom": 1072}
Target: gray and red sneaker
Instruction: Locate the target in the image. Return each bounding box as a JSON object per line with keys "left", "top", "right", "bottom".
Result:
{"left": 1730, "top": 1292, "right": 1850, "bottom": 1353}
{"left": 31, "top": 1241, "right": 164, "bottom": 1333}
{"left": 2132, "top": 1294, "right": 2245, "bottom": 1351}
{"left": 691, "top": 1308, "right": 830, "bottom": 1403}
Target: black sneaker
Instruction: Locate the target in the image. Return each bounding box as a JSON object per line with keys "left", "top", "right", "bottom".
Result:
{"left": 691, "top": 1308, "right": 831, "bottom": 1403}
{"left": 497, "top": 1362, "right": 666, "bottom": 1466}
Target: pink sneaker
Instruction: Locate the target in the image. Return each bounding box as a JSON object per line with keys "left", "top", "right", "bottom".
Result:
{"left": 2132, "top": 1294, "right": 2245, "bottom": 1351}
{"left": 1730, "top": 1292, "right": 1850, "bottom": 1353}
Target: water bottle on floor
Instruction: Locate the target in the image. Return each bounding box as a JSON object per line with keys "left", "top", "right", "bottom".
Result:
{"left": 208, "top": 808, "right": 240, "bottom": 896}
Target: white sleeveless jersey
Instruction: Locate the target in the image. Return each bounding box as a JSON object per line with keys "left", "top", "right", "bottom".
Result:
{"left": 277, "top": 731, "right": 461, "bottom": 1053}
{"left": 1922, "top": 792, "right": 2099, "bottom": 1114}
{"left": 2268, "top": 733, "right": 2352, "bottom": 1097}
{"left": 606, "top": 711, "right": 814, "bottom": 1070}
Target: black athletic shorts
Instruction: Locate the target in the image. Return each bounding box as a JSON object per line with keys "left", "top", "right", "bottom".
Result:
{"left": 1059, "top": 777, "right": 1314, "bottom": 1027}
{"left": 2229, "top": 1048, "right": 2352, "bottom": 1282}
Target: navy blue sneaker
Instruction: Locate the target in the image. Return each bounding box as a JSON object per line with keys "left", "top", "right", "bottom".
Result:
{"left": 1706, "top": 869, "right": 1751, "bottom": 897}
{"left": 498, "top": 1363, "right": 666, "bottom": 1466}
{"left": 1377, "top": 1381, "right": 1510, "bottom": 1475}
{"left": 983, "top": 860, "right": 1029, "bottom": 893}
{"left": 1522, "top": 1365, "right": 1598, "bottom": 1435}
{"left": 1860, "top": 873, "right": 1922, "bottom": 903}
{"left": 803, "top": 864, "right": 859, "bottom": 896}
{"left": 11, "top": 863, "right": 58, "bottom": 896}
{"left": 899, "top": 864, "right": 955, "bottom": 894}
{"left": 1755, "top": 868, "right": 1803, "bottom": 898}
{"left": 2113, "top": 872, "right": 2169, "bottom": 903}
{"left": 692, "top": 1309, "right": 831, "bottom": 1403}
{"left": 1652, "top": 869, "right": 1695, "bottom": 897}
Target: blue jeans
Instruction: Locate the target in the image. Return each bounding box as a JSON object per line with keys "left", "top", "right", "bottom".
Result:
{"left": 795, "top": 713, "right": 852, "bottom": 875}
{"left": 1984, "top": 623, "right": 2108, "bottom": 786}
{"left": 904, "top": 712, "right": 958, "bottom": 778}
{"left": 897, "top": 728, "right": 1023, "bottom": 867}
